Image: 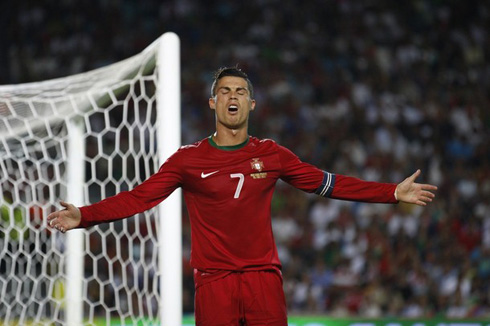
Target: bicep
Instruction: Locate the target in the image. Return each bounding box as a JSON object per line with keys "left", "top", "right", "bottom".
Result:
{"left": 277, "top": 145, "right": 325, "bottom": 193}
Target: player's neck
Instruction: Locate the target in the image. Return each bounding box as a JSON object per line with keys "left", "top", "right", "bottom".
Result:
{"left": 212, "top": 128, "right": 249, "bottom": 146}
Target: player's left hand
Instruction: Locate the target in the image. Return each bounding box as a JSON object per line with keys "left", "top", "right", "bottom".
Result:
{"left": 395, "top": 169, "right": 437, "bottom": 206}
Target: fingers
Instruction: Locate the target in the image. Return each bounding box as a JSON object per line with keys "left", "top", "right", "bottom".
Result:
{"left": 409, "top": 169, "right": 421, "bottom": 181}
{"left": 418, "top": 185, "right": 437, "bottom": 202}
{"left": 422, "top": 190, "right": 435, "bottom": 200}
{"left": 54, "top": 224, "right": 66, "bottom": 233}
{"left": 403, "top": 170, "right": 438, "bottom": 207}
{"left": 47, "top": 208, "right": 62, "bottom": 222}
{"left": 422, "top": 184, "right": 438, "bottom": 191}
{"left": 47, "top": 213, "right": 64, "bottom": 232}
{"left": 48, "top": 216, "right": 67, "bottom": 233}
{"left": 420, "top": 193, "right": 434, "bottom": 203}
{"left": 413, "top": 189, "right": 436, "bottom": 206}
{"left": 47, "top": 211, "right": 56, "bottom": 221}
{"left": 46, "top": 201, "right": 73, "bottom": 233}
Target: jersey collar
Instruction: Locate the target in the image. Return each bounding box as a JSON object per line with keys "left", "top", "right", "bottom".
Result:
{"left": 208, "top": 135, "right": 249, "bottom": 151}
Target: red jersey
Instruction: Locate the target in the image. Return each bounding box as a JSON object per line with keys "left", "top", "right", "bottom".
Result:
{"left": 79, "top": 136, "right": 397, "bottom": 274}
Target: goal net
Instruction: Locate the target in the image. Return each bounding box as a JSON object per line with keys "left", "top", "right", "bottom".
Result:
{"left": 0, "top": 33, "right": 181, "bottom": 325}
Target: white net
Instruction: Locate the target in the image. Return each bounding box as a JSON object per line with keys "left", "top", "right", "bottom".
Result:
{"left": 0, "top": 37, "right": 164, "bottom": 325}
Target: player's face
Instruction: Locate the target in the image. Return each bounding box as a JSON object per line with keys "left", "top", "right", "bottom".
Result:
{"left": 209, "top": 76, "right": 256, "bottom": 131}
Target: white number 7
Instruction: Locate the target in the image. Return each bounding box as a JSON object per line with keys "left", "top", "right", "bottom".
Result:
{"left": 230, "top": 173, "right": 244, "bottom": 199}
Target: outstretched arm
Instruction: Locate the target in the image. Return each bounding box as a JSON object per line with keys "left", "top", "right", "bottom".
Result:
{"left": 46, "top": 150, "right": 184, "bottom": 232}
{"left": 47, "top": 201, "right": 81, "bottom": 233}
{"left": 395, "top": 169, "right": 437, "bottom": 206}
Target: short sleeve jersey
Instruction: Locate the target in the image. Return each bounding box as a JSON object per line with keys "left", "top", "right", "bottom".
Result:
{"left": 79, "top": 136, "right": 397, "bottom": 273}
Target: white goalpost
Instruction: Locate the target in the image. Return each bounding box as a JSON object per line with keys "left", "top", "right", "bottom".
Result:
{"left": 65, "top": 118, "right": 86, "bottom": 326}
{"left": 158, "top": 33, "right": 182, "bottom": 326}
{"left": 0, "top": 32, "right": 182, "bottom": 325}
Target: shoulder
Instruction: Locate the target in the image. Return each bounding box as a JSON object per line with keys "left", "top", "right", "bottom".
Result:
{"left": 251, "top": 137, "right": 295, "bottom": 155}
{"left": 163, "top": 138, "right": 209, "bottom": 165}
{"left": 249, "top": 136, "right": 280, "bottom": 149}
{"left": 175, "top": 138, "right": 208, "bottom": 154}
{"left": 248, "top": 137, "right": 299, "bottom": 161}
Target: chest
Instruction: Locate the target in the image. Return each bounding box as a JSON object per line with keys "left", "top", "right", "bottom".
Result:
{"left": 183, "top": 151, "right": 280, "bottom": 200}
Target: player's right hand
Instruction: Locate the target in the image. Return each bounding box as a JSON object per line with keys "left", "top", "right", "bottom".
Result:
{"left": 46, "top": 201, "right": 82, "bottom": 233}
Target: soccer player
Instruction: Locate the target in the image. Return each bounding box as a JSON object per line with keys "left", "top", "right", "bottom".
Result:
{"left": 47, "top": 66, "right": 437, "bottom": 325}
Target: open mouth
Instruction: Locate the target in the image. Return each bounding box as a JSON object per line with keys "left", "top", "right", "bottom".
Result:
{"left": 228, "top": 105, "right": 238, "bottom": 113}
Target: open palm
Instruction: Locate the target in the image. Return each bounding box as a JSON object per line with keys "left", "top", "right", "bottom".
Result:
{"left": 396, "top": 169, "right": 437, "bottom": 206}
{"left": 46, "top": 201, "right": 81, "bottom": 233}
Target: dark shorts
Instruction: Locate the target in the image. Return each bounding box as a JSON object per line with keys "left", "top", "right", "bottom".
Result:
{"left": 194, "top": 270, "right": 288, "bottom": 326}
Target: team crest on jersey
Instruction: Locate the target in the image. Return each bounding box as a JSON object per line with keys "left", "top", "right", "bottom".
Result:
{"left": 251, "top": 158, "right": 264, "bottom": 171}
{"left": 250, "top": 158, "right": 267, "bottom": 179}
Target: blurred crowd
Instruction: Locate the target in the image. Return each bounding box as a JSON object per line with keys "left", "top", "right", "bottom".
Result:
{"left": 3, "top": 0, "right": 490, "bottom": 319}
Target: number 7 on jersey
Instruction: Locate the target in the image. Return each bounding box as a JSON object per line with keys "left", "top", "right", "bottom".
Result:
{"left": 230, "top": 173, "right": 244, "bottom": 199}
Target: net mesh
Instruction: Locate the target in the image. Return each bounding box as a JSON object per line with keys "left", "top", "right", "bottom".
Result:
{"left": 0, "top": 39, "right": 162, "bottom": 325}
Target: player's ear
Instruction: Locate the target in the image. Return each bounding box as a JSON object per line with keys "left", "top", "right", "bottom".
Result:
{"left": 250, "top": 99, "right": 256, "bottom": 111}
{"left": 209, "top": 97, "right": 216, "bottom": 110}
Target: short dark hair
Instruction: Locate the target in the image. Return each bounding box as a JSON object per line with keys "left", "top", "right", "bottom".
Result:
{"left": 210, "top": 66, "right": 254, "bottom": 98}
